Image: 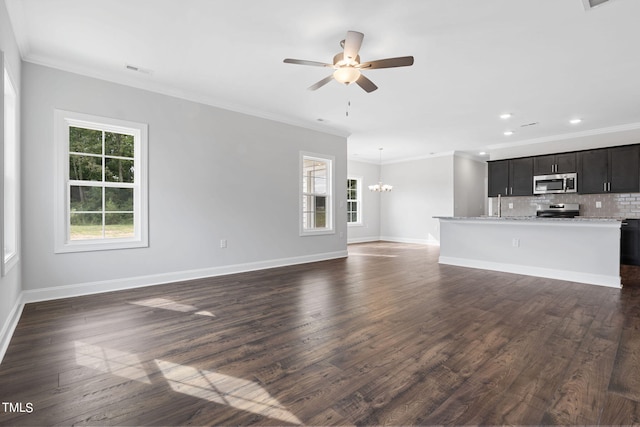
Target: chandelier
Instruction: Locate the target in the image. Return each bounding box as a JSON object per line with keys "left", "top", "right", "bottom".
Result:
{"left": 368, "top": 148, "right": 393, "bottom": 192}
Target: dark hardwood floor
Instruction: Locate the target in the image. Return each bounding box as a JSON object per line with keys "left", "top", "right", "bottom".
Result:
{"left": 1, "top": 241, "right": 640, "bottom": 426}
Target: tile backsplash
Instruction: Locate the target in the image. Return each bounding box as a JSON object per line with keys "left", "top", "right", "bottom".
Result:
{"left": 488, "top": 193, "right": 640, "bottom": 219}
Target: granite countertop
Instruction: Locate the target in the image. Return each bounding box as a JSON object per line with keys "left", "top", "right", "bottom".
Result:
{"left": 434, "top": 216, "right": 622, "bottom": 222}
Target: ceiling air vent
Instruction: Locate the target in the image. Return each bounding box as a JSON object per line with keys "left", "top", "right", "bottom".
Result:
{"left": 582, "top": 0, "right": 614, "bottom": 11}
{"left": 124, "top": 64, "right": 153, "bottom": 75}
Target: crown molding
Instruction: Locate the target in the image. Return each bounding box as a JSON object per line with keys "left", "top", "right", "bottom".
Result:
{"left": 486, "top": 122, "right": 640, "bottom": 151}
{"left": 22, "top": 54, "right": 351, "bottom": 139}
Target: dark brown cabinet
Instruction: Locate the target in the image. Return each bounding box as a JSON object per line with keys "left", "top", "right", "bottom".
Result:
{"left": 489, "top": 144, "right": 639, "bottom": 197}
{"left": 533, "top": 153, "right": 576, "bottom": 175}
{"left": 610, "top": 145, "right": 640, "bottom": 193}
{"left": 621, "top": 219, "right": 640, "bottom": 266}
{"left": 578, "top": 145, "right": 640, "bottom": 194}
{"left": 488, "top": 157, "right": 533, "bottom": 197}
{"left": 488, "top": 160, "right": 509, "bottom": 197}
{"left": 578, "top": 149, "right": 608, "bottom": 194}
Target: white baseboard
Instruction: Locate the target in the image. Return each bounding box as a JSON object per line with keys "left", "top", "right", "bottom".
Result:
{"left": 379, "top": 236, "right": 441, "bottom": 246}
{"left": 438, "top": 256, "right": 621, "bottom": 288}
{"left": 347, "top": 237, "right": 381, "bottom": 244}
{"left": 21, "top": 250, "right": 348, "bottom": 304}
{"left": 0, "top": 294, "right": 25, "bottom": 365}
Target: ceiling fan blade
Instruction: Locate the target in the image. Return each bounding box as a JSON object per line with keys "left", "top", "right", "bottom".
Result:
{"left": 355, "top": 74, "right": 378, "bottom": 93}
{"left": 358, "top": 56, "right": 414, "bottom": 69}
{"left": 343, "top": 31, "right": 364, "bottom": 62}
{"left": 308, "top": 75, "right": 334, "bottom": 91}
{"left": 284, "top": 58, "right": 333, "bottom": 67}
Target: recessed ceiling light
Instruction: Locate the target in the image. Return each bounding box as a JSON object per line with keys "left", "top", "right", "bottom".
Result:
{"left": 570, "top": 118, "right": 582, "bottom": 124}
{"left": 500, "top": 113, "right": 512, "bottom": 119}
{"left": 479, "top": 151, "right": 487, "bottom": 156}
{"left": 504, "top": 130, "right": 514, "bottom": 136}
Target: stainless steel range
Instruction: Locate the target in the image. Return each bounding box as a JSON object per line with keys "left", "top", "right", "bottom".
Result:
{"left": 536, "top": 203, "right": 580, "bottom": 218}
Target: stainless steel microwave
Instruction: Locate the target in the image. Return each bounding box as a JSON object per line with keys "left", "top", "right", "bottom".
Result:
{"left": 533, "top": 173, "right": 577, "bottom": 194}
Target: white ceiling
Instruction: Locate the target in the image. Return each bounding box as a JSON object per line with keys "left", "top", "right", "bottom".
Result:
{"left": 5, "top": 0, "right": 640, "bottom": 163}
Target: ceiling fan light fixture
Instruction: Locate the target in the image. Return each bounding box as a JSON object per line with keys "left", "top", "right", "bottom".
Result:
{"left": 284, "top": 30, "right": 414, "bottom": 92}
{"left": 333, "top": 67, "right": 361, "bottom": 84}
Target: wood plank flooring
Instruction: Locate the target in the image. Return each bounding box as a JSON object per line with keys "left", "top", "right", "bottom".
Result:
{"left": 1, "top": 241, "right": 640, "bottom": 426}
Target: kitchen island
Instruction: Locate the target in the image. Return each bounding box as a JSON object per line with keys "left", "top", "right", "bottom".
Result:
{"left": 435, "top": 216, "right": 622, "bottom": 288}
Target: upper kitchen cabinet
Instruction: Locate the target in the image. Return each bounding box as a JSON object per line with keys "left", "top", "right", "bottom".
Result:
{"left": 533, "top": 153, "right": 576, "bottom": 175}
{"left": 488, "top": 160, "right": 509, "bottom": 197}
{"left": 610, "top": 145, "right": 640, "bottom": 192}
{"left": 578, "top": 145, "right": 640, "bottom": 194}
{"left": 488, "top": 157, "right": 533, "bottom": 197}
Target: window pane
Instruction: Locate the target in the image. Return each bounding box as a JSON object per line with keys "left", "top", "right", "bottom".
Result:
{"left": 302, "top": 211, "right": 312, "bottom": 229}
{"left": 105, "top": 188, "right": 134, "bottom": 211}
{"left": 313, "top": 176, "right": 327, "bottom": 194}
{"left": 70, "top": 213, "right": 103, "bottom": 240}
{"left": 105, "top": 213, "right": 134, "bottom": 238}
{"left": 312, "top": 161, "right": 327, "bottom": 177}
{"left": 301, "top": 155, "right": 332, "bottom": 232}
{"left": 303, "top": 159, "right": 328, "bottom": 194}
{"left": 105, "top": 158, "right": 134, "bottom": 183}
{"left": 70, "top": 154, "right": 103, "bottom": 181}
{"left": 70, "top": 127, "right": 102, "bottom": 155}
{"left": 315, "top": 196, "right": 326, "bottom": 228}
{"left": 70, "top": 186, "right": 102, "bottom": 212}
{"left": 4, "top": 68, "right": 17, "bottom": 264}
{"left": 105, "top": 132, "right": 134, "bottom": 158}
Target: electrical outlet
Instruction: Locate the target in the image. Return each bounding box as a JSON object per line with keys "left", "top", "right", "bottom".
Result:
{"left": 596, "top": 201, "right": 602, "bottom": 208}
{"left": 220, "top": 239, "right": 227, "bottom": 248}
{"left": 508, "top": 203, "right": 513, "bottom": 209}
{"left": 512, "top": 238, "right": 520, "bottom": 247}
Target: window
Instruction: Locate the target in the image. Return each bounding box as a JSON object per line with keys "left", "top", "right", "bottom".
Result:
{"left": 300, "top": 152, "right": 334, "bottom": 235}
{"left": 55, "top": 110, "right": 148, "bottom": 253}
{"left": 347, "top": 177, "right": 362, "bottom": 225}
{"left": 3, "top": 66, "right": 18, "bottom": 274}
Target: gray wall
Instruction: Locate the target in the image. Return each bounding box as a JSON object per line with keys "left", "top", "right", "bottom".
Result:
{"left": 454, "top": 155, "right": 487, "bottom": 217}
{"left": 0, "top": 0, "right": 22, "bottom": 353}
{"left": 21, "top": 62, "right": 347, "bottom": 292}
{"left": 380, "top": 155, "right": 455, "bottom": 244}
{"left": 347, "top": 160, "right": 380, "bottom": 243}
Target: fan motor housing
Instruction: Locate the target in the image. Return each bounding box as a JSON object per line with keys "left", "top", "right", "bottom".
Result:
{"left": 333, "top": 52, "right": 360, "bottom": 67}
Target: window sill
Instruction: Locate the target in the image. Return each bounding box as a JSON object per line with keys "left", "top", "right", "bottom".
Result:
{"left": 2, "top": 252, "right": 19, "bottom": 276}
{"left": 55, "top": 238, "right": 148, "bottom": 254}
{"left": 300, "top": 229, "right": 335, "bottom": 237}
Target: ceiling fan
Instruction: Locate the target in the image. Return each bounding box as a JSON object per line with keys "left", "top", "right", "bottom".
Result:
{"left": 283, "top": 31, "right": 414, "bottom": 93}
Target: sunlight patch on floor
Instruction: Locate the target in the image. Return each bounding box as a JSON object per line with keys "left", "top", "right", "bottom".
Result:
{"left": 130, "top": 297, "right": 215, "bottom": 317}
{"left": 156, "top": 359, "right": 301, "bottom": 425}
{"left": 74, "top": 341, "right": 151, "bottom": 384}
{"left": 348, "top": 253, "right": 398, "bottom": 258}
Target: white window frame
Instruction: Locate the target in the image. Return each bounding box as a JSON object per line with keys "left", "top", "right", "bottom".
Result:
{"left": 300, "top": 152, "right": 334, "bottom": 236}
{"left": 54, "top": 110, "right": 148, "bottom": 253}
{"left": 2, "top": 62, "right": 19, "bottom": 275}
{"left": 347, "top": 176, "right": 363, "bottom": 226}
